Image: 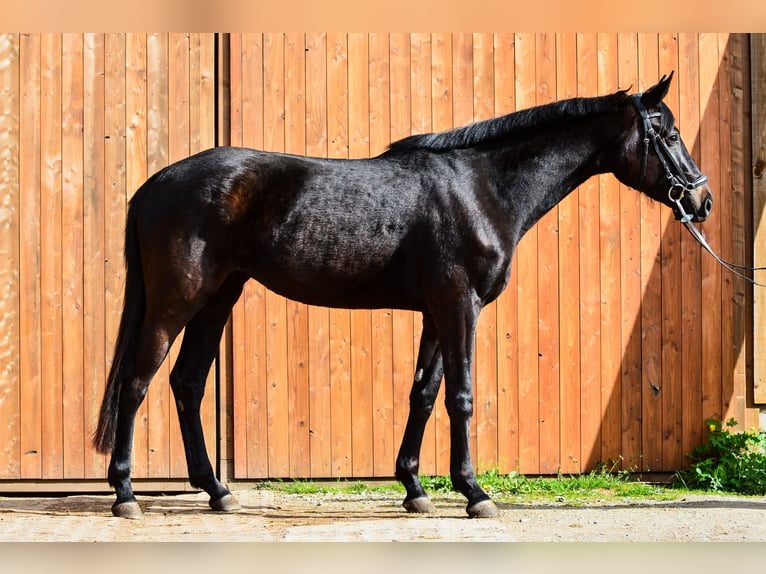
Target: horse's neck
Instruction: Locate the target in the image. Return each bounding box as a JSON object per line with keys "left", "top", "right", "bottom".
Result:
{"left": 486, "top": 119, "right": 618, "bottom": 234}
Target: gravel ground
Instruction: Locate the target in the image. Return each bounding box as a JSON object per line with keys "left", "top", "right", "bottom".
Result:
{"left": 1, "top": 487, "right": 766, "bottom": 542}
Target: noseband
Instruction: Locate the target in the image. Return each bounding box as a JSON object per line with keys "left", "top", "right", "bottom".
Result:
{"left": 631, "top": 94, "right": 708, "bottom": 223}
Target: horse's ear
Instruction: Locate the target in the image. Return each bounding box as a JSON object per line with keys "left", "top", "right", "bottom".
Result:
{"left": 640, "top": 71, "right": 674, "bottom": 108}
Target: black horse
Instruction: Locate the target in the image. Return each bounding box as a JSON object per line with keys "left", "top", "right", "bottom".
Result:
{"left": 94, "top": 73, "right": 712, "bottom": 519}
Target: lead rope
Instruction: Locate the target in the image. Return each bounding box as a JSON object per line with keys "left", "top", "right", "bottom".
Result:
{"left": 671, "top": 192, "right": 766, "bottom": 287}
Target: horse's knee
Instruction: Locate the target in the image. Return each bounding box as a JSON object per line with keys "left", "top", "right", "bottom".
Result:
{"left": 408, "top": 386, "right": 438, "bottom": 417}
{"left": 445, "top": 392, "right": 473, "bottom": 419}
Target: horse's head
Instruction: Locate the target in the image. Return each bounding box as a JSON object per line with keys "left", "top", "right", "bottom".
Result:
{"left": 614, "top": 72, "right": 713, "bottom": 223}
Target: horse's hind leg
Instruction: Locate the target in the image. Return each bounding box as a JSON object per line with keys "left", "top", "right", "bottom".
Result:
{"left": 168, "top": 273, "right": 247, "bottom": 512}
{"left": 395, "top": 313, "right": 443, "bottom": 513}
{"left": 109, "top": 315, "right": 187, "bottom": 519}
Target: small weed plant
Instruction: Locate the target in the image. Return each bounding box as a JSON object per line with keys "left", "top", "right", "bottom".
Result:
{"left": 677, "top": 418, "right": 766, "bottom": 495}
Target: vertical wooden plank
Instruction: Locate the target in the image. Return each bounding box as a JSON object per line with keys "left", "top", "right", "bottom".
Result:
{"left": 751, "top": 34, "right": 766, "bottom": 405}
{"left": 718, "top": 34, "right": 744, "bottom": 425}
{"left": 83, "top": 33, "right": 106, "bottom": 479}
{"left": 717, "top": 33, "right": 734, "bottom": 420}
{"left": 284, "top": 32, "right": 310, "bottom": 478}
{"left": 104, "top": 34, "right": 131, "bottom": 476}
{"left": 678, "top": 32, "right": 703, "bottom": 464}
{"left": 514, "top": 32, "right": 540, "bottom": 475}
{"left": 326, "top": 32, "right": 352, "bottom": 477}
{"left": 228, "top": 33, "right": 247, "bottom": 477}
{"left": 576, "top": 33, "right": 601, "bottom": 472}
{"left": 597, "top": 32, "right": 622, "bottom": 467}
{"left": 698, "top": 33, "right": 724, "bottom": 427}
{"left": 536, "top": 32, "right": 560, "bottom": 474}
{"left": 472, "top": 32, "right": 499, "bottom": 473}
{"left": 452, "top": 34, "right": 478, "bottom": 471}
{"left": 658, "top": 32, "right": 684, "bottom": 469}
{"left": 194, "top": 33, "right": 218, "bottom": 476}
{"left": 40, "top": 33, "right": 63, "bottom": 479}
{"left": 305, "top": 32, "right": 332, "bottom": 478}
{"left": 216, "top": 33, "right": 235, "bottom": 481}
{"left": 617, "top": 32, "right": 642, "bottom": 470}
{"left": 556, "top": 32, "right": 580, "bottom": 474}
{"left": 61, "top": 33, "right": 85, "bottom": 478}
{"left": 368, "top": 32, "right": 395, "bottom": 477}
{"left": 129, "top": 33, "right": 153, "bottom": 478}
{"left": 389, "top": 32, "right": 413, "bottom": 473}
{"left": 19, "top": 33, "right": 42, "bottom": 479}
{"left": 431, "top": 32, "right": 455, "bottom": 475}
{"left": 263, "top": 32, "right": 291, "bottom": 478}
{"left": 637, "top": 33, "right": 663, "bottom": 472}
{"left": 166, "top": 32, "right": 191, "bottom": 478}
{"left": 0, "top": 34, "right": 20, "bottom": 479}
{"left": 239, "top": 33, "right": 269, "bottom": 478}
{"left": 347, "top": 33, "right": 374, "bottom": 477}
{"left": 493, "top": 32, "right": 519, "bottom": 474}
{"left": 409, "top": 32, "right": 435, "bottom": 474}
{"left": 728, "top": 34, "right": 750, "bottom": 428}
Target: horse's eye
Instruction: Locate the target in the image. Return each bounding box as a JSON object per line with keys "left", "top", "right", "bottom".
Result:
{"left": 667, "top": 132, "right": 679, "bottom": 144}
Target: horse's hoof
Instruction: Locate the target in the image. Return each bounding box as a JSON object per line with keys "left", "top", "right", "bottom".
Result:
{"left": 466, "top": 499, "right": 499, "bottom": 518}
{"left": 210, "top": 493, "right": 241, "bottom": 512}
{"left": 112, "top": 501, "right": 143, "bottom": 520}
{"left": 403, "top": 496, "right": 436, "bottom": 513}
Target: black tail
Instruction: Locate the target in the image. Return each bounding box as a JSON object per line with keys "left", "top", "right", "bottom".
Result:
{"left": 92, "top": 185, "right": 149, "bottom": 455}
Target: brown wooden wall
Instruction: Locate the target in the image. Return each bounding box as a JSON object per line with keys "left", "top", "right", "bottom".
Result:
{"left": 0, "top": 33, "right": 217, "bottom": 481}
{"left": 0, "top": 32, "right": 760, "bottom": 486}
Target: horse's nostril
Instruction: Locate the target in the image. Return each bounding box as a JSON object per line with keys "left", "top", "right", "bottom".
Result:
{"left": 704, "top": 195, "right": 713, "bottom": 215}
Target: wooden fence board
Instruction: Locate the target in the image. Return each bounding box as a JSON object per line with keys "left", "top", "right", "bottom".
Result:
{"left": 0, "top": 34, "right": 20, "bottom": 480}
{"left": 61, "top": 33, "right": 85, "bottom": 478}
{"left": 577, "top": 32, "right": 601, "bottom": 472}
{"left": 304, "top": 32, "right": 333, "bottom": 478}
{"left": 368, "top": 33, "right": 395, "bottom": 477}
{"left": 679, "top": 33, "right": 704, "bottom": 465}
{"left": 597, "top": 32, "right": 622, "bottom": 468}
{"left": 698, "top": 33, "right": 724, "bottom": 428}
{"left": 493, "top": 32, "right": 518, "bottom": 474}
{"left": 618, "top": 32, "right": 642, "bottom": 470}
{"left": 82, "top": 33, "right": 106, "bottom": 479}
{"left": 473, "top": 32, "right": 499, "bottom": 474}
{"left": 389, "top": 32, "right": 414, "bottom": 477}
{"left": 637, "top": 33, "right": 663, "bottom": 472}
{"left": 40, "top": 33, "right": 63, "bottom": 479}
{"left": 752, "top": 34, "right": 766, "bottom": 405}
{"left": 408, "top": 32, "right": 435, "bottom": 475}
{"left": 556, "top": 32, "right": 580, "bottom": 474}
{"left": 536, "top": 32, "right": 561, "bottom": 476}
{"left": 514, "top": 32, "right": 540, "bottom": 475}
{"left": 285, "top": 32, "right": 311, "bottom": 478}
{"left": 326, "top": 32, "right": 353, "bottom": 478}
{"left": 658, "top": 32, "right": 684, "bottom": 470}
{"left": 18, "top": 33, "right": 42, "bottom": 480}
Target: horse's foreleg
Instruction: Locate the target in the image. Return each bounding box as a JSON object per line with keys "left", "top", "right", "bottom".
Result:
{"left": 395, "top": 314, "right": 443, "bottom": 513}
{"left": 169, "top": 275, "right": 246, "bottom": 512}
{"left": 108, "top": 320, "right": 180, "bottom": 519}
{"left": 437, "top": 300, "right": 498, "bottom": 518}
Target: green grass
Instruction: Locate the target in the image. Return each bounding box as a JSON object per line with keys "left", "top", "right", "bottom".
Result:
{"left": 259, "top": 463, "right": 683, "bottom": 505}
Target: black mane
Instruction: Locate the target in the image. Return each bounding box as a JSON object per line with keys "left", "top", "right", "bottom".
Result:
{"left": 386, "top": 89, "right": 631, "bottom": 154}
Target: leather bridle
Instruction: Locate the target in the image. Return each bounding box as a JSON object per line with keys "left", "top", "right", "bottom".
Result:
{"left": 632, "top": 93, "right": 766, "bottom": 286}
{"left": 631, "top": 93, "right": 708, "bottom": 222}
